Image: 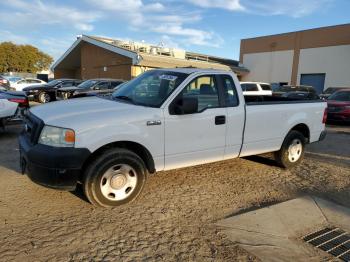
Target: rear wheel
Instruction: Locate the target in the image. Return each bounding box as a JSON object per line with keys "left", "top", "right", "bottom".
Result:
{"left": 274, "top": 130, "right": 306, "bottom": 168}
{"left": 83, "top": 148, "right": 147, "bottom": 207}
{"left": 38, "top": 92, "right": 51, "bottom": 103}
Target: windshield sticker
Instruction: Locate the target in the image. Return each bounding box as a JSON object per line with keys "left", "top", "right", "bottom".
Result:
{"left": 159, "top": 75, "right": 178, "bottom": 81}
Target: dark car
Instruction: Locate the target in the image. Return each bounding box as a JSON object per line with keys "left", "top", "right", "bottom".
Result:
{"left": 327, "top": 89, "right": 350, "bottom": 123}
{"left": 0, "top": 89, "right": 29, "bottom": 108}
{"left": 57, "top": 79, "right": 125, "bottom": 99}
{"left": 0, "top": 75, "right": 10, "bottom": 89}
{"left": 0, "top": 89, "right": 29, "bottom": 128}
{"left": 273, "top": 85, "right": 319, "bottom": 100}
{"left": 23, "top": 78, "right": 82, "bottom": 103}
{"left": 320, "top": 87, "right": 348, "bottom": 100}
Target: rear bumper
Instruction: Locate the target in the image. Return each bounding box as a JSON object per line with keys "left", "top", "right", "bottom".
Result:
{"left": 19, "top": 134, "right": 91, "bottom": 191}
{"left": 318, "top": 130, "right": 327, "bottom": 141}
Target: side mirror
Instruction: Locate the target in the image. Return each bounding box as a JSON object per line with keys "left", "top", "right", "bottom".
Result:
{"left": 94, "top": 86, "right": 100, "bottom": 90}
{"left": 171, "top": 97, "right": 198, "bottom": 115}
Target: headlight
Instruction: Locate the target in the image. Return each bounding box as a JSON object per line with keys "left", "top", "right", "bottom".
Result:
{"left": 39, "top": 125, "right": 75, "bottom": 147}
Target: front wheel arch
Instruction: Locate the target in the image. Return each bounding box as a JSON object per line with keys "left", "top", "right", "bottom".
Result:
{"left": 80, "top": 141, "right": 155, "bottom": 181}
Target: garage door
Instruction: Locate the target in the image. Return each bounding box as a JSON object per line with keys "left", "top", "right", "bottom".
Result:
{"left": 300, "top": 73, "right": 325, "bottom": 94}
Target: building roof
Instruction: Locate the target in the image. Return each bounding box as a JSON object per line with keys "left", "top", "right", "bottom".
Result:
{"left": 242, "top": 23, "right": 350, "bottom": 41}
{"left": 52, "top": 35, "right": 249, "bottom": 74}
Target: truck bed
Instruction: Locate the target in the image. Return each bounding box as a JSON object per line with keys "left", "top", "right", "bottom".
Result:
{"left": 244, "top": 95, "right": 323, "bottom": 105}
{"left": 239, "top": 95, "right": 326, "bottom": 157}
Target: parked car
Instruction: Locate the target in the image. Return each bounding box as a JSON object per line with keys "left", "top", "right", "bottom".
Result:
{"left": 57, "top": 79, "right": 125, "bottom": 99}
{"left": 11, "top": 78, "right": 46, "bottom": 91}
{"left": 19, "top": 68, "right": 327, "bottom": 207}
{"left": 326, "top": 89, "right": 350, "bottom": 123}
{"left": 273, "top": 85, "right": 318, "bottom": 99}
{"left": 0, "top": 75, "right": 10, "bottom": 89}
{"left": 320, "top": 87, "right": 348, "bottom": 100}
{"left": 240, "top": 82, "right": 272, "bottom": 96}
{"left": 4, "top": 75, "right": 22, "bottom": 83}
{"left": 0, "top": 90, "right": 29, "bottom": 129}
{"left": 23, "top": 79, "right": 82, "bottom": 103}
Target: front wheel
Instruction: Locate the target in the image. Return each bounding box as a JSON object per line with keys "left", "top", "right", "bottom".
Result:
{"left": 83, "top": 148, "right": 147, "bottom": 207}
{"left": 274, "top": 130, "right": 306, "bottom": 168}
{"left": 38, "top": 92, "right": 51, "bottom": 103}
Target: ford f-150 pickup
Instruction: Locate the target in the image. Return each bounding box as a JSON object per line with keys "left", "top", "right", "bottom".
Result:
{"left": 19, "top": 68, "right": 327, "bottom": 207}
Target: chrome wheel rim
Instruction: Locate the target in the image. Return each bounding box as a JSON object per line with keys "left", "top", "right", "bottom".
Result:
{"left": 41, "top": 93, "right": 50, "bottom": 103}
{"left": 288, "top": 139, "right": 303, "bottom": 162}
{"left": 100, "top": 164, "right": 138, "bottom": 201}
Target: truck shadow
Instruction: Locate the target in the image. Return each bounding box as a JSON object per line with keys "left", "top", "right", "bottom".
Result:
{"left": 0, "top": 124, "right": 22, "bottom": 173}
{"left": 242, "top": 155, "right": 282, "bottom": 168}
{"left": 70, "top": 184, "right": 90, "bottom": 204}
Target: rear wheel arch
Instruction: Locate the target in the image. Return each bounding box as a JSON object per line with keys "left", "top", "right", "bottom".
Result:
{"left": 80, "top": 141, "right": 156, "bottom": 181}
{"left": 289, "top": 123, "right": 310, "bottom": 143}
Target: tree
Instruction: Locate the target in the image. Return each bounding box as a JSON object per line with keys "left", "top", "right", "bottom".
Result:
{"left": 0, "top": 42, "right": 53, "bottom": 73}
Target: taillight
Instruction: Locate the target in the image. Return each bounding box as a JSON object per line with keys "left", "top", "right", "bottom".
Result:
{"left": 322, "top": 107, "right": 327, "bottom": 124}
{"left": 8, "top": 98, "right": 29, "bottom": 107}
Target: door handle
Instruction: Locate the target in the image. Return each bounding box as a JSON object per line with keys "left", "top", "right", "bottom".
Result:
{"left": 215, "top": 115, "right": 226, "bottom": 125}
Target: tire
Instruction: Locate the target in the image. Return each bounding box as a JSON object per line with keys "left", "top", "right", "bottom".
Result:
{"left": 38, "top": 92, "right": 51, "bottom": 103}
{"left": 274, "top": 130, "right": 306, "bottom": 168}
{"left": 83, "top": 148, "right": 147, "bottom": 207}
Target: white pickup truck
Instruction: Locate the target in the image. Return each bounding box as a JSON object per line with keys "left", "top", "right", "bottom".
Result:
{"left": 19, "top": 68, "right": 327, "bottom": 207}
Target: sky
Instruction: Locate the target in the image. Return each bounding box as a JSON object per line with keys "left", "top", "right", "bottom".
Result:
{"left": 0, "top": 0, "right": 349, "bottom": 62}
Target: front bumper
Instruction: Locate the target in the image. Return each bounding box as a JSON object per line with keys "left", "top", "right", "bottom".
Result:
{"left": 19, "top": 134, "right": 91, "bottom": 191}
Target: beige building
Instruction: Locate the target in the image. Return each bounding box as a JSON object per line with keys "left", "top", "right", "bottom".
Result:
{"left": 52, "top": 35, "right": 248, "bottom": 81}
{"left": 240, "top": 24, "right": 350, "bottom": 93}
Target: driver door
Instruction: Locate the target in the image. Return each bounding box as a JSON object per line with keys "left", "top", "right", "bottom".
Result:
{"left": 164, "top": 75, "right": 226, "bottom": 170}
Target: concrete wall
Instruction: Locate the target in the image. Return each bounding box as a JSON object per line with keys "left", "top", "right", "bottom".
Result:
{"left": 240, "top": 24, "right": 350, "bottom": 85}
{"left": 242, "top": 50, "right": 294, "bottom": 83}
{"left": 81, "top": 42, "right": 132, "bottom": 80}
{"left": 297, "top": 45, "right": 350, "bottom": 89}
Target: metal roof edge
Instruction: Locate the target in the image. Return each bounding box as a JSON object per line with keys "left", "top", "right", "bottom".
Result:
{"left": 51, "top": 37, "right": 82, "bottom": 70}
{"left": 51, "top": 35, "right": 139, "bottom": 70}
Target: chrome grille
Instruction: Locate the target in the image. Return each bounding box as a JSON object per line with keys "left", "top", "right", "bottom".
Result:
{"left": 23, "top": 112, "right": 44, "bottom": 144}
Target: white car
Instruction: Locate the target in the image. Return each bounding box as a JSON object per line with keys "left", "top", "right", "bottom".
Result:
{"left": 240, "top": 82, "right": 273, "bottom": 96}
{"left": 11, "top": 78, "right": 46, "bottom": 91}
{"left": 19, "top": 68, "right": 327, "bottom": 207}
{"left": 0, "top": 95, "right": 20, "bottom": 129}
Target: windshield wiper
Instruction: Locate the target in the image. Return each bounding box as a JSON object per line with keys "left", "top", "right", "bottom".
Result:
{"left": 114, "top": 95, "right": 135, "bottom": 104}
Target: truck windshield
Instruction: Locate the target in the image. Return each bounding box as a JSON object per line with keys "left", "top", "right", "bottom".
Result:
{"left": 112, "top": 70, "right": 188, "bottom": 107}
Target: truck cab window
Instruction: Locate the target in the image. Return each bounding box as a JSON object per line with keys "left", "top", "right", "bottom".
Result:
{"left": 222, "top": 75, "right": 239, "bottom": 107}
{"left": 180, "top": 75, "right": 219, "bottom": 112}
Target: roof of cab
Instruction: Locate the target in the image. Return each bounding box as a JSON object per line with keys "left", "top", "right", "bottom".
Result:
{"left": 155, "top": 67, "right": 232, "bottom": 74}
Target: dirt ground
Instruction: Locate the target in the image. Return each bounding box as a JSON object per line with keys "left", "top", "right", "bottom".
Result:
{"left": 0, "top": 124, "right": 349, "bottom": 261}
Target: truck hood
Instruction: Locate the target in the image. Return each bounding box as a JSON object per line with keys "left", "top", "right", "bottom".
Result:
{"left": 30, "top": 97, "right": 159, "bottom": 133}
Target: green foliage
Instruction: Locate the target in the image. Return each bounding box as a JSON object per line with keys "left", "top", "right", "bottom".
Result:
{"left": 0, "top": 42, "right": 53, "bottom": 73}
